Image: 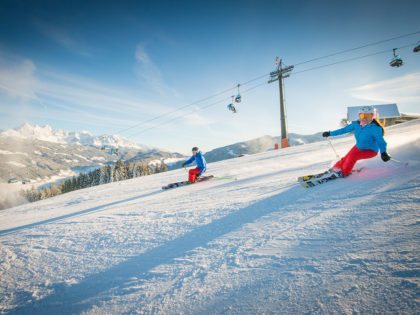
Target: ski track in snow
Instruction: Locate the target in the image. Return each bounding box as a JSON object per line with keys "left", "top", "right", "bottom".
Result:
{"left": 0, "top": 120, "right": 419, "bottom": 314}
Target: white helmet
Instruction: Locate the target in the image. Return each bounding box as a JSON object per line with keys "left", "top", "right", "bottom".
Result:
{"left": 358, "top": 106, "right": 377, "bottom": 118}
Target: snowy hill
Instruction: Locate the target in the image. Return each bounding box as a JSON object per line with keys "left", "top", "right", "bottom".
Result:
{"left": 0, "top": 119, "right": 419, "bottom": 314}
{"left": 204, "top": 132, "right": 323, "bottom": 162}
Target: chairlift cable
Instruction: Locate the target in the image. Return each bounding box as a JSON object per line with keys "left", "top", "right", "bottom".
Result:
{"left": 294, "top": 30, "right": 420, "bottom": 66}
{"left": 291, "top": 42, "right": 417, "bottom": 76}
{"left": 125, "top": 81, "right": 268, "bottom": 138}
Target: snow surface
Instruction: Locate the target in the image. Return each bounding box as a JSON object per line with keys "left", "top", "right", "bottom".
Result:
{"left": 0, "top": 120, "right": 419, "bottom": 314}
{"left": 6, "top": 161, "right": 26, "bottom": 168}
{"left": 0, "top": 150, "right": 28, "bottom": 156}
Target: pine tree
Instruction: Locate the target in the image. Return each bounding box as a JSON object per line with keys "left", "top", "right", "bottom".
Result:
{"left": 113, "top": 159, "right": 127, "bottom": 182}
{"left": 71, "top": 176, "right": 78, "bottom": 190}
{"left": 103, "top": 165, "right": 112, "bottom": 183}
{"left": 156, "top": 161, "right": 168, "bottom": 173}
{"left": 92, "top": 168, "right": 101, "bottom": 186}
{"left": 127, "top": 163, "right": 135, "bottom": 179}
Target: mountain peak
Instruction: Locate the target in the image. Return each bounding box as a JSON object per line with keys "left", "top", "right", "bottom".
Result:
{"left": 1, "top": 122, "right": 143, "bottom": 149}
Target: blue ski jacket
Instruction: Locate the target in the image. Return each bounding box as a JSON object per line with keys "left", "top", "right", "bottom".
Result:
{"left": 184, "top": 151, "right": 207, "bottom": 175}
{"left": 330, "top": 121, "right": 387, "bottom": 153}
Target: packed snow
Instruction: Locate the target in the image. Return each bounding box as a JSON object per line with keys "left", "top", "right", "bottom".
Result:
{"left": 6, "top": 161, "right": 26, "bottom": 168}
{"left": 0, "top": 150, "right": 28, "bottom": 156}
{"left": 0, "top": 120, "right": 419, "bottom": 314}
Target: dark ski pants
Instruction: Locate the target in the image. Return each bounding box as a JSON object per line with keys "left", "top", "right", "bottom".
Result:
{"left": 188, "top": 167, "right": 201, "bottom": 182}
{"left": 333, "top": 145, "right": 377, "bottom": 176}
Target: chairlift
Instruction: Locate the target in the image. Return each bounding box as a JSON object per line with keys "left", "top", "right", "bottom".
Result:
{"left": 227, "top": 95, "right": 237, "bottom": 113}
{"left": 414, "top": 44, "right": 420, "bottom": 53}
{"left": 227, "top": 103, "right": 237, "bottom": 113}
{"left": 234, "top": 84, "right": 241, "bottom": 103}
{"left": 389, "top": 48, "right": 403, "bottom": 67}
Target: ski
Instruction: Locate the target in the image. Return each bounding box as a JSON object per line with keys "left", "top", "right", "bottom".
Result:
{"left": 162, "top": 181, "right": 190, "bottom": 190}
{"left": 299, "top": 168, "right": 364, "bottom": 188}
{"left": 300, "top": 175, "right": 339, "bottom": 188}
{"left": 162, "top": 175, "right": 214, "bottom": 190}
{"left": 298, "top": 167, "right": 364, "bottom": 183}
{"left": 297, "top": 170, "right": 331, "bottom": 182}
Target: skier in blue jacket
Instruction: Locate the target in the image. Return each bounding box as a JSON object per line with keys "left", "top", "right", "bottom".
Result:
{"left": 322, "top": 106, "right": 391, "bottom": 177}
{"left": 182, "top": 147, "right": 207, "bottom": 183}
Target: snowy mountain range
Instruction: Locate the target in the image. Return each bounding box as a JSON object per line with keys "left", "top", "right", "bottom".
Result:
{"left": 0, "top": 123, "right": 145, "bottom": 149}
{"left": 0, "top": 119, "right": 418, "bottom": 314}
{"left": 0, "top": 123, "right": 183, "bottom": 183}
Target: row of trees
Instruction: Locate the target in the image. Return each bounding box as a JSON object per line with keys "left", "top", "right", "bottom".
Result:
{"left": 22, "top": 159, "right": 168, "bottom": 203}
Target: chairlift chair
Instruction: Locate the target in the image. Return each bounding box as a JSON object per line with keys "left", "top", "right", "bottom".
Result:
{"left": 235, "top": 84, "right": 241, "bottom": 103}
{"left": 227, "top": 103, "right": 237, "bottom": 113}
{"left": 390, "top": 48, "right": 403, "bottom": 67}
{"left": 227, "top": 95, "right": 237, "bottom": 113}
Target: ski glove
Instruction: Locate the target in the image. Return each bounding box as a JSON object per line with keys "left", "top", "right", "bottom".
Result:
{"left": 381, "top": 152, "right": 391, "bottom": 162}
{"left": 182, "top": 163, "right": 186, "bottom": 167}
{"left": 322, "top": 131, "right": 330, "bottom": 138}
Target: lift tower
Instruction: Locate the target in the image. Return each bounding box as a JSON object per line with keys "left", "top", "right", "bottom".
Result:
{"left": 268, "top": 58, "right": 294, "bottom": 148}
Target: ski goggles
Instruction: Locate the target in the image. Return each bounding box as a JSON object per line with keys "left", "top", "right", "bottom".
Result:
{"left": 359, "top": 112, "right": 374, "bottom": 119}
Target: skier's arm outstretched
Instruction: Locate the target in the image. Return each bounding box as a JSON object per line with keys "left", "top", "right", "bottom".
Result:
{"left": 322, "top": 122, "right": 356, "bottom": 138}
{"left": 182, "top": 155, "right": 195, "bottom": 167}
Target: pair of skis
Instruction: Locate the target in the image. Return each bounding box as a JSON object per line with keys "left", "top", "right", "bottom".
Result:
{"left": 162, "top": 175, "right": 214, "bottom": 190}
{"left": 162, "top": 175, "right": 238, "bottom": 190}
{"left": 298, "top": 168, "right": 363, "bottom": 188}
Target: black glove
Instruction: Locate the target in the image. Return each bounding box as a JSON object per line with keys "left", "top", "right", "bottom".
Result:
{"left": 381, "top": 152, "right": 391, "bottom": 162}
{"left": 181, "top": 163, "right": 186, "bottom": 167}
{"left": 322, "top": 131, "right": 330, "bottom": 138}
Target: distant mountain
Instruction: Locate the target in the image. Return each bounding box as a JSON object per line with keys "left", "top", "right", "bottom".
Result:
{"left": 1, "top": 123, "right": 145, "bottom": 149}
{"left": 0, "top": 123, "right": 184, "bottom": 183}
{"left": 204, "top": 132, "right": 323, "bottom": 163}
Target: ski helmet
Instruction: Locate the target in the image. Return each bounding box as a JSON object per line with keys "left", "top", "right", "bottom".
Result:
{"left": 192, "top": 146, "right": 199, "bottom": 152}
{"left": 358, "top": 106, "right": 377, "bottom": 119}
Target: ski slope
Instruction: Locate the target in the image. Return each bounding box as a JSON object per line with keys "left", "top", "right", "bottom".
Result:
{"left": 0, "top": 120, "right": 419, "bottom": 314}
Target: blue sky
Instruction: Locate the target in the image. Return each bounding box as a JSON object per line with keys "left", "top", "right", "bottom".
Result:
{"left": 0, "top": 0, "right": 419, "bottom": 153}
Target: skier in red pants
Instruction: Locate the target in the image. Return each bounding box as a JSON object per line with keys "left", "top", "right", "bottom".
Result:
{"left": 322, "top": 106, "right": 391, "bottom": 177}
{"left": 182, "top": 147, "right": 207, "bottom": 183}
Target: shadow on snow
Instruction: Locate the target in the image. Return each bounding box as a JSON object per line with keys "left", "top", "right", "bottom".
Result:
{"left": 10, "top": 184, "right": 310, "bottom": 315}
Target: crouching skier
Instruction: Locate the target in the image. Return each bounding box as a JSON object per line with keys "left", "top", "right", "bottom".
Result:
{"left": 299, "top": 106, "right": 392, "bottom": 187}
{"left": 182, "top": 147, "right": 207, "bottom": 183}
{"left": 323, "top": 106, "right": 391, "bottom": 178}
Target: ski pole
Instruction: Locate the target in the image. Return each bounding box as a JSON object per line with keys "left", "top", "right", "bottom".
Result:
{"left": 327, "top": 138, "right": 340, "bottom": 158}
{"left": 390, "top": 158, "right": 408, "bottom": 166}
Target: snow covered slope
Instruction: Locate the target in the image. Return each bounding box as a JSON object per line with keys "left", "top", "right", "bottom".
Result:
{"left": 0, "top": 119, "right": 419, "bottom": 314}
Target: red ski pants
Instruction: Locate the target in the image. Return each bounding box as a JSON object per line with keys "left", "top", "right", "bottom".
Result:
{"left": 333, "top": 145, "right": 377, "bottom": 176}
{"left": 188, "top": 167, "right": 201, "bottom": 182}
